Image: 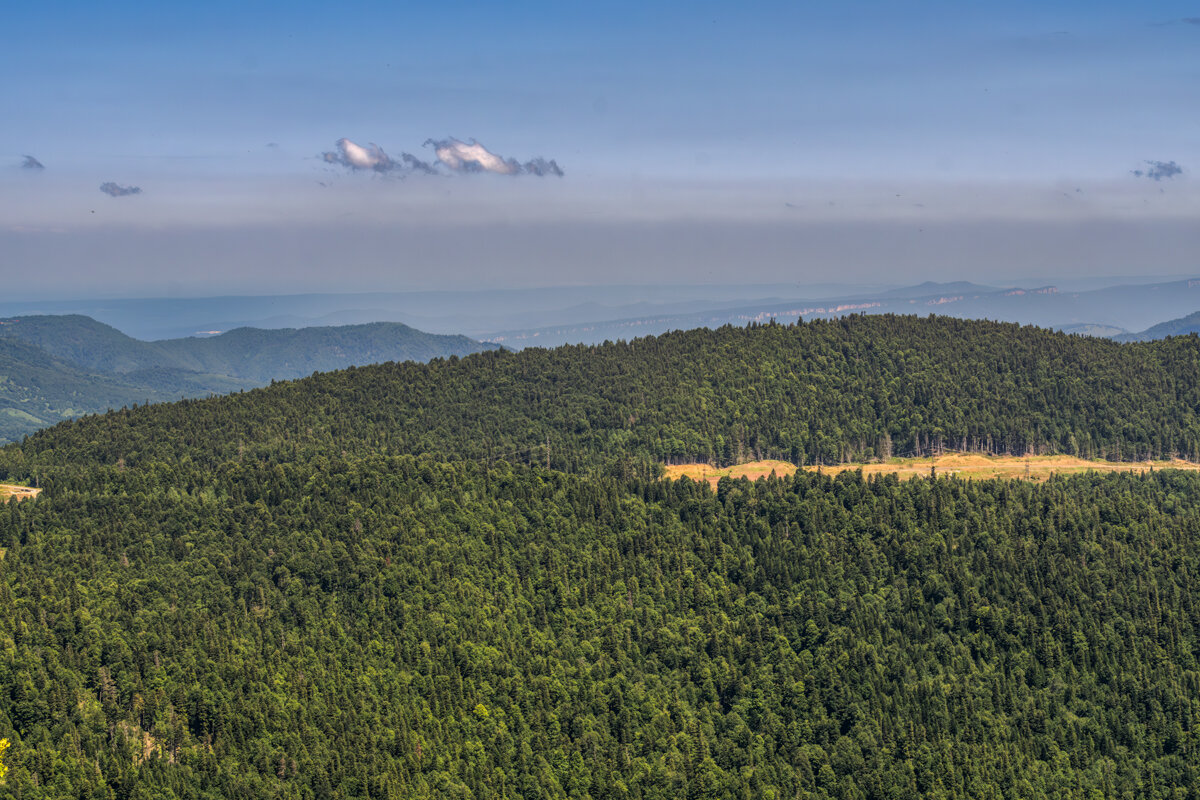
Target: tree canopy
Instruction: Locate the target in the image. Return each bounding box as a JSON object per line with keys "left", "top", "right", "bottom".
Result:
{"left": 1, "top": 315, "right": 1199, "bottom": 798}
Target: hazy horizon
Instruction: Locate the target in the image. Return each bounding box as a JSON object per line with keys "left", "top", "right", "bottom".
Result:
{"left": 4, "top": 1, "right": 1197, "bottom": 299}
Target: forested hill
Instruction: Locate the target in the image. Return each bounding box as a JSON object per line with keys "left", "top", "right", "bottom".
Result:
{"left": 0, "top": 315, "right": 499, "bottom": 443}
{"left": 0, "top": 338, "right": 179, "bottom": 442}
{"left": 3, "top": 314, "right": 1200, "bottom": 797}
{"left": 2, "top": 455, "right": 1199, "bottom": 797}
{"left": 0, "top": 315, "right": 498, "bottom": 385}
{"left": 7, "top": 314, "right": 1200, "bottom": 477}
{"left": 1115, "top": 310, "right": 1200, "bottom": 343}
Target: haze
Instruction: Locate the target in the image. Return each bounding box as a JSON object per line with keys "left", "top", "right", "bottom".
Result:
{"left": 3, "top": 1, "right": 1198, "bottom": 299}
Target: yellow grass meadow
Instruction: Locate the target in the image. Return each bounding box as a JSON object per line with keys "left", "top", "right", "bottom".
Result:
{"left": 0, "top": 484, "right": 41, "bottom": 502}
{"left": 664, "top": 453, "right": 1200, "bottom": 488}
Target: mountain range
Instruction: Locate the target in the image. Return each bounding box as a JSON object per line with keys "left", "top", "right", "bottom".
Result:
{"left": 1113, "top": 310, "right": 1200, "bottom": 342}
{"left": 6, "top": 276, "right": 1199, "bottom": 346}
{"left": 6, "top": 278, "right": 1200, "bottom": 444}
{"left": 484, "top": 279, "right": 1200, "bottom": 348}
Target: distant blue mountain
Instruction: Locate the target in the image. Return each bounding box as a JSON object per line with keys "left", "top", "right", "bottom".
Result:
{"left": 1114, "top": 310, "right": 1200, "bottom": 342}
{"left": 0, "top": 315, "right": 498, "bottom": 442}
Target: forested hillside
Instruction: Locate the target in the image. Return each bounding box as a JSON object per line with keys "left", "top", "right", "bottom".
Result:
{"left": 2, "top": 458, "right": 1199, "bottom": 798}
{"left": 1116, "top": 310, "right": 1200, "bottom": 343}
{"left": 10, "top": 315, "right": 1200, "bottom": 473}
{"left": 2, "top": 315, "right": 1200, "bottom": 798}
{"left": 0, "top": 338, "right": 181, "bottom": 444}
{"left": 0, "top": 316, "right": 499, "bottom": 443}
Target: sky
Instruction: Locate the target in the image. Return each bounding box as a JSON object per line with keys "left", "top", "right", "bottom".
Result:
{"left": 3, "top": 1, "right": 1198, "bottom": 299}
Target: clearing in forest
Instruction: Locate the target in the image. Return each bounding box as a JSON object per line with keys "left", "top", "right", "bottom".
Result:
{"left": 0, "top": 484, "right": 41, "bottom": 502}
{"left": 663, "top": 460, "right": 799, "bottom": 487}
{"left": 665, "top": 453, "right": 1200, "bottom": 487}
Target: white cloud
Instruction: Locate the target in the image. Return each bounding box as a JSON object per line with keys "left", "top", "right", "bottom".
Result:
{"left": 426, "top": 137, "right": 563, "bottom": 177}
{"left": 322, "top": 138, "right": 397, "bottom": 172}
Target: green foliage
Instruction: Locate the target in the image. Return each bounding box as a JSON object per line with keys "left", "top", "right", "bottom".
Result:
{"left": 0, "top": 316, "right": 498, "bottom": 443}
{"left": 10, "top": 315, "right": 1200, "bottom": 472}
{"left": 2, "top": 315, "right": 1200, "bottom": 796}
{"left": 0, "top": 337, "right": 171, "bottom": 444}
{"left": 1, "top": 460, "right": 1199, "bottom": 797}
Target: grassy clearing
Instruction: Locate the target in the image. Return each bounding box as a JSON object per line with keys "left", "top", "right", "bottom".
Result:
{"left": 0, "top": 484, "right": 41, "bottom": 502}
{"left": 663, "top": 460, "right": 798, "bottom": 487}
{"left": 665, "top": 453, "right": 1200, "bottom": 487}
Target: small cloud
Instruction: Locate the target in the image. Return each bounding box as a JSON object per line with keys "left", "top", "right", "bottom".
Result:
{"left": 1183, "top": 17, "right": 1200, "bottom": 24}
{"left": 321, "top": 138, "right": 398, "bottom": 173}
{"left": 21, "top": 155, "right": 44, "bottom": 170}
{"left": 425, "top": 137, "right": 563, "bottom": 177}
{"left": 99, "top": 182, "right": 142, "bottom": 197}
{"left": 521, "top": 156, "right": 565, "bottom": 177}
{"left": 401, "top": 152, "right": 438, "bottom": 174}
{"left": 1131, "top": 160, "right": 1183, "bottom": 181}
{"left": 320, "top": 136, "right": 563, "bottom": 178}
{"left": 427, "top": 137, "right": 518, "bottom": 174}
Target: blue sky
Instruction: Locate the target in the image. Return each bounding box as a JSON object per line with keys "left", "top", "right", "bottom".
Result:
{"left": 3, "top": 1, "right": 1198, "bottom": 297}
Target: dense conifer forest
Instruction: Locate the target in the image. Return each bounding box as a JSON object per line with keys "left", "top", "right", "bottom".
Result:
{"left": 8, "top": 315, "right": 1200, "bottom": 475}
{"left": 1, "top": 315, "right": 1199, "bottom": 798}
{"left": 0, "top": 315, "right": 497, "bottom": 444}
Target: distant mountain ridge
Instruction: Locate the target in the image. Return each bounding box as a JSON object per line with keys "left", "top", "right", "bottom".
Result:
{"left": 5, "top": 277, "right": 1200, "bottom": 346}
{"left": 0, "top": 315, "right": 498, "bottom": 442}
{"left": 483, "top": 278, "right": 1200, "bottom": 348}
{"left": 1114, "top": 310, "right": 1200, "bottom": 342}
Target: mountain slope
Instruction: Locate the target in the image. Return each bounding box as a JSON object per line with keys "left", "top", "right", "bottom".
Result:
{"left": 1115, "top": 310, "right": 1200, "bottom": 342}
{"left": 0, "top": 315, "right": 500, "bottom": 382}
{"left": 9, "top": 314, "right": 1200, "bottom": 474}
{"left": 0, "top": 315, "right": 500, "bottom": 442}
{"left": 151, "top": 322, "right": 497, "bottom": 384}
{"left": 0, "top": 337, "right": 178, "bottom": 442}
{"left": 0, "top": 314, "right": 176, "bottom": 373}
{"left": 1, "top": 412, "right": 1199, "bottom": 796}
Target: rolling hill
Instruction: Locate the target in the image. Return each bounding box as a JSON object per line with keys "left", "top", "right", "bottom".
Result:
{"left": 0, "top": 337, "right": 177, "bottom": 442}
{"left": 0, "top": 315, "right": 499, "bottom": 442}
{"left": 12, "top": 314, "right": 1200, "bottom": 472}
{"left": 0, "top": 314, "right": 1198, "bottom": 797}
{"left": 1114, "top": 309, "right": 1200, "bottom": 342}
